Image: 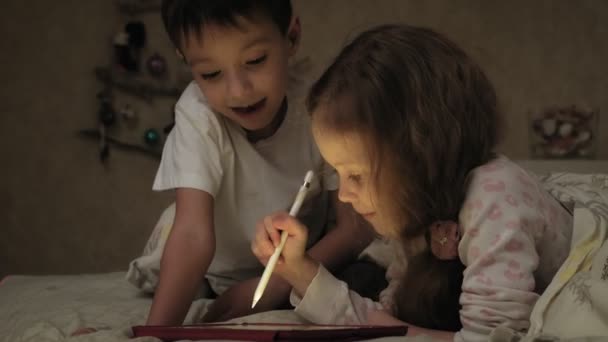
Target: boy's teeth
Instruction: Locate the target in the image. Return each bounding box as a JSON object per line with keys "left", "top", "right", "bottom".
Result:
{"left": 233, "top": 99, "right": 263, "bottom": 113}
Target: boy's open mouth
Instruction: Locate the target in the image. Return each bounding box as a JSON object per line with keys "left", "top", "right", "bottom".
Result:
{"left": 231, "top": 98, "right": 266, "bottom": 115}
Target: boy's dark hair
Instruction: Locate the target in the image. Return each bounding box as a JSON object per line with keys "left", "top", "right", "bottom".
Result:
{"left": 161, "top": 0, "right": 293, "bottom": 50}
{"left": 307, "top": 24, "right": 503, "bottom": 330}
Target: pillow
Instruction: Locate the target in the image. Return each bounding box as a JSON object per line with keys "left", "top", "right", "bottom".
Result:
{"left": 125, "top": 203, "right": 175, "bottom": 293}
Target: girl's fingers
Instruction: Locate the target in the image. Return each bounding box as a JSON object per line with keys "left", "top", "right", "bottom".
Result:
{"left": 264, "top": 214, "right": 282, "bottom": 247}
{"left": 258, "top": 255, "right": 271, "bottom": 266}
{"left": 252, "top": 220, "right": 275, "bottom": 257}
{"left": 272, "top": 214, "right": 306, "bottom": 241}
{"left": 253, "top": 212, "right": 309, "bottom": 264}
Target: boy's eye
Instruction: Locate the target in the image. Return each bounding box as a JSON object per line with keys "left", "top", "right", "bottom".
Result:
{"left": 246, "top": 55, "right": 267, "bottom": 65}
{"left": 201, "top": 71, "right": 221, "bottom": 80}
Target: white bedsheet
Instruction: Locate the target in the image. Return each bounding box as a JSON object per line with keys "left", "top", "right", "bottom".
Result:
{"left": 0, "top": 272, "right": 156, "bottom": 342}
{"left": 0, "top": 272, "right": 437, "bottom": 342}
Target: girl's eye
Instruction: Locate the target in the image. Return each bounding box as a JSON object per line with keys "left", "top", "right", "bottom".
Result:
{"left": 246, "top": 55, "right": 267, "bottom": 65}
{"left": 201, "top": 71, "right": 220, "bottom": 80}
{"left": 347, "top": 174, "right": 362, "bottom": 183}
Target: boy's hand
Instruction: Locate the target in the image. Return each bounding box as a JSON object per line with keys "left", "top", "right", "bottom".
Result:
{"left": 252, "top": 212, "right": 309, "bottom": 273}
{"left": 366, "top": 309, "right": 407, "bottom": 326}
{"left": 367, "top": 310, "right": 454, "bottom": 341}
{"left": 202, "top": 276, "right": 290, "bottom": 322}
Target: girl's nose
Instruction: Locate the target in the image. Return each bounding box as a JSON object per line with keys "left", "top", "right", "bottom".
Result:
{"left": 337, "top": 181, "right": 357, "bottom": 204}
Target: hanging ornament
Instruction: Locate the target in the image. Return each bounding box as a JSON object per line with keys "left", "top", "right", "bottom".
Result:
{"left": 144, "top": 128, "right": 161, "bottom": 146}
{"left": 118, "top": 104, "right": 137, "bottom": 121}
{"left": 118, "top": 103, "right": 138, "bottom": 129}
{"left": 125, "top": 21, "right": 146, "bottom": 48}
{"left": 113, "top": 32, "right": 136, "bottom": 72}
{"left": 146, "top": 53, "right": 168, "bottom": 78}
{"left": 113, "top": 21, "right": 146, "bottom": 72}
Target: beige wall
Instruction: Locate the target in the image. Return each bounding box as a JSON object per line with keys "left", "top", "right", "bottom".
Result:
{"left": 0, "top": 1, "right": 175, "bottom": 277}
{"left": 293, "top": 0, "right": 608, "bottom": 158}
{"left": 1, "top": 0, "right": 606, "bottom": 277}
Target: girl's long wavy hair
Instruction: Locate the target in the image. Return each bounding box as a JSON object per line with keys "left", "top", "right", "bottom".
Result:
{"left": 307, "top": 24, "right": 502, "bottom": 330}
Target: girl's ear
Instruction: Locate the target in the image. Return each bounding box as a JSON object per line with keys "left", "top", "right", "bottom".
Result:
{"left": 286, "top": 16, "right": 301, "bottom": 56}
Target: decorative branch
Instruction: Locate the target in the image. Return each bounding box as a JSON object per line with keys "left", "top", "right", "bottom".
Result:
{"left": 78, "top": 129, "right": 161, "bottom": 159}
{"left": 116, "top": 0, "right": 161, "bottom": 15}
{"left": 94, "top": 67, "right": 181, "bottom": 102}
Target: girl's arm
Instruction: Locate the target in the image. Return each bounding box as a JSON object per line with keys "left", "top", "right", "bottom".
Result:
{"left": 455, "top": 162, "right": 565, "bottom": 341}
{"left": 244, "top": 191, "right": 374, "bottom": 322}
{"left": 252, "top": 213, "right": 386, "bottom": 325}
{"left": 205, "top": 192, "right": 374, "bottom": 322}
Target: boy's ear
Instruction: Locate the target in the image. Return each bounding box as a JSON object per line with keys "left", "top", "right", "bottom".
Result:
{"left": 175, "top": 49, "right": 186, "bottom": 63}
{"left": 287, "top": 16, "right": 301, "bottom": 56}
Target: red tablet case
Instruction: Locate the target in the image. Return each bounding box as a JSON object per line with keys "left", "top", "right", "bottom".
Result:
{"left": 132, "top": 322, "right": 408, "bottom": 341}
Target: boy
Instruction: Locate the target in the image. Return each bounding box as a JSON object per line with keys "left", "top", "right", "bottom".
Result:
{"left": 140, "top": 0, "right": 373, "bottom": 326}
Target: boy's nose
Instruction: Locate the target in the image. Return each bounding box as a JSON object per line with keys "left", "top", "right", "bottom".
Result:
{"left": 226, "top": 70, "right": 252, "bottom": 100}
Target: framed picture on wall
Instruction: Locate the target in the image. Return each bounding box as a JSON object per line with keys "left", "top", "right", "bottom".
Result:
{"left": 529, "top": 105, "right": 599, "bottom": 159}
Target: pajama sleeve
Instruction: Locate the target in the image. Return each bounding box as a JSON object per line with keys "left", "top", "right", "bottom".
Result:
{"left": 455, "top": 165, "right": 545, "bottom": 342}
{"left": 290, "top": 264, "right": 402, "bottom": 325}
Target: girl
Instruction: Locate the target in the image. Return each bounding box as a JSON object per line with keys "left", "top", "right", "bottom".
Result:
{"left": 252, "top": 24, "right": 573, "bottom": 341}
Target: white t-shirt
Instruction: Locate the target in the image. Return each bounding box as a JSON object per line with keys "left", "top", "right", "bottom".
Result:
{"left": 154, "top": 82, "right": 337, "bottom": 290}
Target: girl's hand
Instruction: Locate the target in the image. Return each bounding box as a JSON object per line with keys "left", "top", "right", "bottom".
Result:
{"left": 252, "top": 212, "right": 309, "bottom": 273}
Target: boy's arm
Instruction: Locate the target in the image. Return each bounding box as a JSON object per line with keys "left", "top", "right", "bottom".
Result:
{"left": 367, "top": 310, "right": 454, "bottom": 341}
{"left": 307, "top": 190, "right": 374, "bottom": 271}
{"left": 147, "top": 188, "right": 215, "bottom": 326}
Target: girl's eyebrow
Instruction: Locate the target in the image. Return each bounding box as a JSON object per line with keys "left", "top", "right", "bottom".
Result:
{"left": 333, "top": 161, "right": 360, "bottom": 168}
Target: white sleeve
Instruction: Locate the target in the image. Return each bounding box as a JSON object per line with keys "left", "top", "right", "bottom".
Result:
{"left": 152, "top": 102, "right": 223, "bottom": 196}
{"left": 290, "top": 266, "right": 391, "bottom": 325}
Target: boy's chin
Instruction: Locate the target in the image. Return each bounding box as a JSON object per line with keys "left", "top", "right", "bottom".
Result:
{"left": 240, "top": 109, "right": 285, "bottom": 136}
{"left": 239, "top": 116, "right": 281, "bottom": 140}
{"left": 240, "top": 117, "right": 274, "bottom": 131}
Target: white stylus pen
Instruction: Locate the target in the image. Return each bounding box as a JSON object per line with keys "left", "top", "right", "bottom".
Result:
{"left": 251, "top": 170, "right": 314, "bottom": 308}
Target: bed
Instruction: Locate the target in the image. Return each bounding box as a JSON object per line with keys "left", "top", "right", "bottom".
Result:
{"left": 2, "top": 160, "right": 607, "bottom": 342}
{"left": 0, "top": 272, "right": 438, "bottom": 342}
